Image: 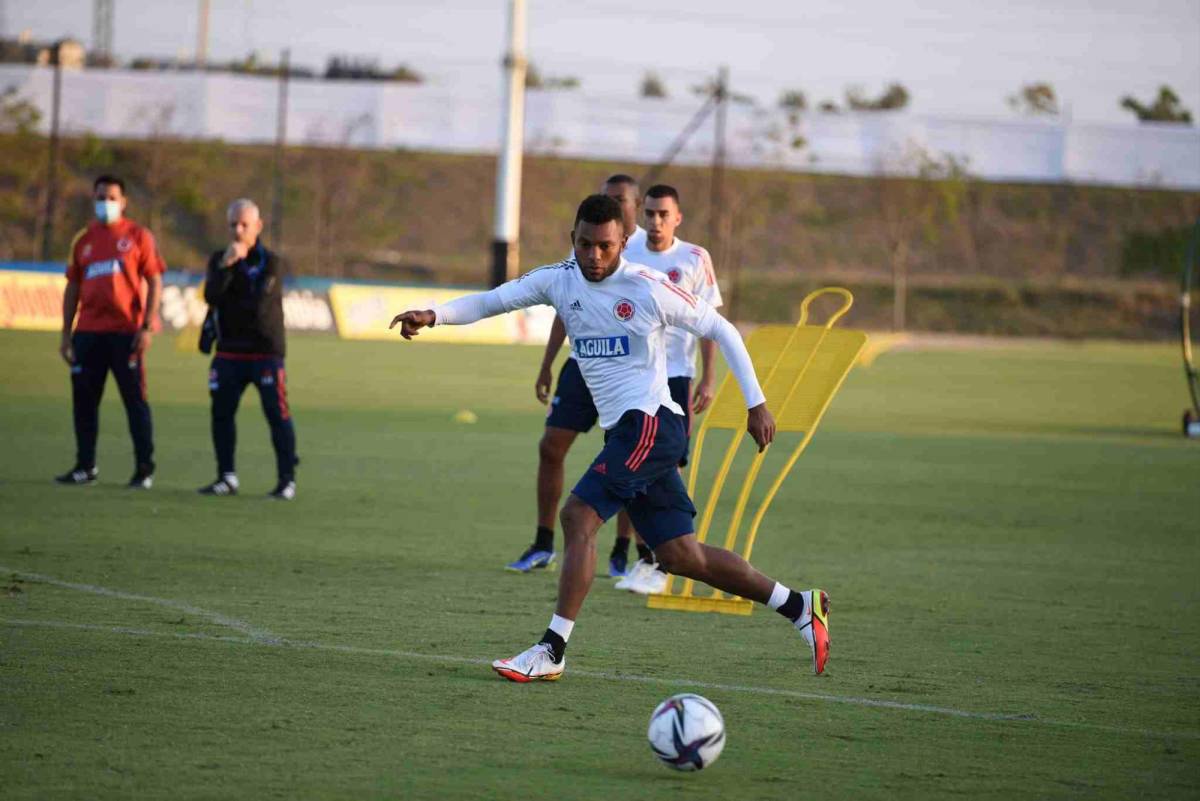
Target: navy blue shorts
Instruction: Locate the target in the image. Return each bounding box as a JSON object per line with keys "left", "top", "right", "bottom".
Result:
{"left": 571, "top": 406, "right": 696, "bottom": 550}
{"left": 667, "top": 376, "right": 691, "bottom": 467}
{"left": 546, "top": 358, "right": 598, "bottom": 433}
{"left": 548, "top": 360, "right": 692, "bottom": 468}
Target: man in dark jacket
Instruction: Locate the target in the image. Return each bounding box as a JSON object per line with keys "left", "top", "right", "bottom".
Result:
{"left": 198, "top": 198, "right": 298, "bottom": 499}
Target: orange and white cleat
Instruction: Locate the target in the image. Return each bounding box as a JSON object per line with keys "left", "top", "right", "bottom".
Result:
{"left": 491, "top": 642, "right": 565, "bottom": 683}
{"left": 794, "top": 589, "right": 830, "bottom": 675}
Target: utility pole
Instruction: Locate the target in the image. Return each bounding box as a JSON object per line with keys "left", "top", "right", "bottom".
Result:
{"left": 709, "top": 66, "right": 732, "bottom": 319}
{"left": 490, "top": 0, "right": 527, "bottom": 287}
{"left": 92, "top": 0, "right": 114, "bottom": 63}
{"left": 196, "top": 0, "right": 211, "bottom": 67}
{"left": 271, "top": 48, "right": 290, "bottom": 249}
{"left": 41, "top": 42, "right": 63, "bottom": 261}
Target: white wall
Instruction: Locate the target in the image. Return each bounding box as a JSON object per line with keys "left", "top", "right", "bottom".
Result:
{"left": 3, "top": 64, "right": 1198, "bottom": 190}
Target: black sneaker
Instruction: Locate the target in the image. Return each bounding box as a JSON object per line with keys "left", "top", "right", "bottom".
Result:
{"left": 127, "top": 462, "right": 155, "bottom": 490}
{"left": 55, "top": 466, "right": 97, "bottom": 485}
{"left": 198, "top": 476, "right": 239, "bottom": 496}
{"left": 268, "top": 479, "right": 296, "bottom": 501}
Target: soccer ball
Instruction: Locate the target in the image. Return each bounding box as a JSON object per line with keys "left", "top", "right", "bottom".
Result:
{"left": 646, "top": 693, "right": 726, "bottom": 771}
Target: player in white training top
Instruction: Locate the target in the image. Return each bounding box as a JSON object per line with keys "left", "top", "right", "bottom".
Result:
{"left": 390, "top": 194, "right": 831, "bottom": 682}
{"left": 505, "top": 174, "right": 647, "bottom": 575}
{"left": 616, "top": 183, "right": 723, "bottom": 593}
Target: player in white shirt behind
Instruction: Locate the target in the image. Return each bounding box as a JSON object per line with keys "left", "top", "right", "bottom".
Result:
{"left": 390, "top": 194, "right": 831, "bottom": 682}
{"left": 506, "top": 174, "right": 647, "bottom": 575}
{"left": 615, "top": 183, "right": 723, "bottom": 594}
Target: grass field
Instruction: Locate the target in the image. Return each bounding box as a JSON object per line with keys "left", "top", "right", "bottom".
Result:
{"left": 1, "top": 329, "right": 1197, "bottom": 799}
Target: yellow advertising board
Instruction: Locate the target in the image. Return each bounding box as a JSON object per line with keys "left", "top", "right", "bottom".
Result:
{"left": 328, "top": 283, "right": 554, "bottom": 345}
{"left": 0, "top": 270, "right": 66, "bottom": 331}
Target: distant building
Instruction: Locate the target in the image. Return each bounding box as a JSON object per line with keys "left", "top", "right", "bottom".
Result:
{"left": 37, "top": 39, "right": 86, "bottom": 69}
{"left": 0, "top": 36, "right": 86, "bottom": 69}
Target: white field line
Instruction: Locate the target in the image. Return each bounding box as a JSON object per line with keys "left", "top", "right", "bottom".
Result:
{"left": 0, "top": 565, "right": 279, "bottom": 644}
{"left": 4, "top": 617, "right": 1198, "bottom": 742}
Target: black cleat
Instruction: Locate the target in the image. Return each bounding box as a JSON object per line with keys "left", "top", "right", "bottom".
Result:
{"left": 55, "top": 466, "right": 98, "bottom": 485}
{"left": 127, "top": 462, "right": 155, "bottom": 490}
{"left": 198, "top": 477, "right": 238, "bottom": 496}
{"left": 267, "top": 479, "right": 296, "bottom": 501}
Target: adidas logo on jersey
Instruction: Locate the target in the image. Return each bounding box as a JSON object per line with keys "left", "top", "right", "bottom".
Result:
{"left": 569, "top": 299, "right": 583, "bottom": 311}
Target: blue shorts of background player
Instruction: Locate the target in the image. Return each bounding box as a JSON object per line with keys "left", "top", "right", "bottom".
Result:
{"left": 546, "top": 358, "right": 693, "bottom": 466}
{"left": 571, "top": 406, "right": 696, "bottom": 549}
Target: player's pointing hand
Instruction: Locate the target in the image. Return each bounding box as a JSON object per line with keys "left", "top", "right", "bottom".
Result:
{"left": 389, "top": 309, "right": 436, "bottom": 340}
{"left": 746, "top": 403, "right": 775, "bottom": 452}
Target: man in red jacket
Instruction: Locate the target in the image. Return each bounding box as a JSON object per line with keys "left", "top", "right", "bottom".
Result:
{"left": 56, "top": 174, "right": 165, "bottom": 488}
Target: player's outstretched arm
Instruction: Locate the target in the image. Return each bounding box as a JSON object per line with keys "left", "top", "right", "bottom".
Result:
{"left": 388, "top": 309, "right": 436, "bottom": 340}
{"left": 389, "top": 269, "right": 555, "bottom": 340}
{"left": 746, "top": 402, "right": 776, "bottom": 452}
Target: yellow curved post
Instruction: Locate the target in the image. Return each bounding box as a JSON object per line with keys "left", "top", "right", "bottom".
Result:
{"left": 648, "top": 286, "right": 866, "bottom": 616}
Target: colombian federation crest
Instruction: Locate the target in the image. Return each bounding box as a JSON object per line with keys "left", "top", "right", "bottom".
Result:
{"left": 613, "top": 298, "right": 635, "bottom": 321}
{"left": 667, "top": 268, "right": 682, "bottom": 284}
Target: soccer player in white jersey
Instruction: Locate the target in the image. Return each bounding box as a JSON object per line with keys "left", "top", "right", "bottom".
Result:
{"left": 615, "top": 183, "right": 722, "bottom": 594}
{"left": 390, "top": 194, "right": 831, "bottom": 680}
{"left": 505, "top": 174, "right": 648, "bottom": 575}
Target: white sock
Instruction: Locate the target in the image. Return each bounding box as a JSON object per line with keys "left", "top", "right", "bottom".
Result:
{"left": 548, "top": 613, "right": 575, "bottom": 642}
{"left": 766, "top": 582, "right": 791, "bottom": 611}
{"left": 222, "top": 472, "right": 240, "bottom": 489}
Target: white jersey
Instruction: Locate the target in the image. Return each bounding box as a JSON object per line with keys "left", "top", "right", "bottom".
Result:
{"left": 563, "top": 225, "right": 646, "bottom": 364}
{"left": 433, "top": 257, "right": 764, "bottom": 430}
{"left": 626, "top": 225, "right": 647, "bottom": 251}
{"left": 624, "top": 236, "right": 722, "bottom": 379}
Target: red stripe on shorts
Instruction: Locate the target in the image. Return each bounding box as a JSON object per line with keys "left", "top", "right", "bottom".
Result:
{"left": 627, "top": 415, "right": 659, "bottom": 472}
{"left": 625, "top": 414, "right": 653, "bottom": 471}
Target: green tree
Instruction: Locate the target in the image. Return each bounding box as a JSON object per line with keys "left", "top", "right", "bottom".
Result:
{"left": 0, "top": 86, "right": 41, "bottom": 135}
{"left": 641, "top": 72, "right": 667, "bottom": 99}
{"left": 1007, "top": 83, "right": 1059, "bottom": 116}
{"left": 524, "top": 64, "right": 578, "bottom": 91}
{"left": 846, "top": 83, "right": 910, "bottom": 111}
{"left": 1120, "top": 85, "right": 1193, "bottom": 124}
{"left": 778, "top": 90, "right": 807, "bottom": 111}
{"left": 0, "top": 86, "right": 45, "bottom": 258}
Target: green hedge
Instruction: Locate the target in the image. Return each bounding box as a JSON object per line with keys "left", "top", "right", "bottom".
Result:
{"left": 731, "top": 277, "right": 1180, "bottom": 340}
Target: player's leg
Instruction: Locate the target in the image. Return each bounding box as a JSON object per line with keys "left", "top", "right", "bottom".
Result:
{"left": 652, "top": 533, "right": 829, "bottom": 674}
{"left": 56, "top": 332, "right": 106, "bottom": 484}
{"left": 508, "top": 358, "right": 596, "bottom": 572}
{"left": 618, "top": 376, "right": 690, "bottom": 591}
{"left": 199, "top": 357, "right": 247, "bottom": 495}
{"left": 109, "top": 333, "right": 155, "bottom": 488}
{"left": 492, "top": 410, "right": 639, "bottom": 682}
{"left": 608, "top": 510, "right": 635, "bottom": 578}
{"left": 254, "top": 359, "right": 298, "bottom": 500}
{"left": 491, "top": 493, "right": 612, "bottom": 682}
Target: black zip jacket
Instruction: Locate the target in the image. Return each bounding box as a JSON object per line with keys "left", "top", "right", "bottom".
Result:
{"left": 204, "top": 242, "right": 286, "bottom": 357}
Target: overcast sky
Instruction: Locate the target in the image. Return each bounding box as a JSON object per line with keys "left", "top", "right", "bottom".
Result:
{"left": 8, "top": 0, "right": 1200, "bottom": 124}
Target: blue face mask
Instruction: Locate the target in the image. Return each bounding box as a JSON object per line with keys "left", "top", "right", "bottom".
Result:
{"left": 94, "top": 199, "right": 122, "bottom": 224}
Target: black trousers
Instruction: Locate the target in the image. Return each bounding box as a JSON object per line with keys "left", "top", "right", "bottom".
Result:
{"left": 70, "top": 331, "right": 154, "bottom": 470}
{"left": 209, "top": 355, "right": 297, "bottom": 481}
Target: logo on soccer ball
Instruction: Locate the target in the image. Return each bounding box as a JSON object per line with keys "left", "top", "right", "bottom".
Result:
{"left": 116, "top": 237, "right": 132, "bottom": 253}
{"left": 667, "top": 268, "right": 682, "bottom": 284}
{"left": 613, "top": 299, "right": 635, "bottom": 321}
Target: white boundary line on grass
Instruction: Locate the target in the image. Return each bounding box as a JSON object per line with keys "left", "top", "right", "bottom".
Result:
{"left": 4, "top": 617, "right": 1198, "bottom": 742}
{"left": 0, "top": 565, "right": 280, "bottom": 644}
